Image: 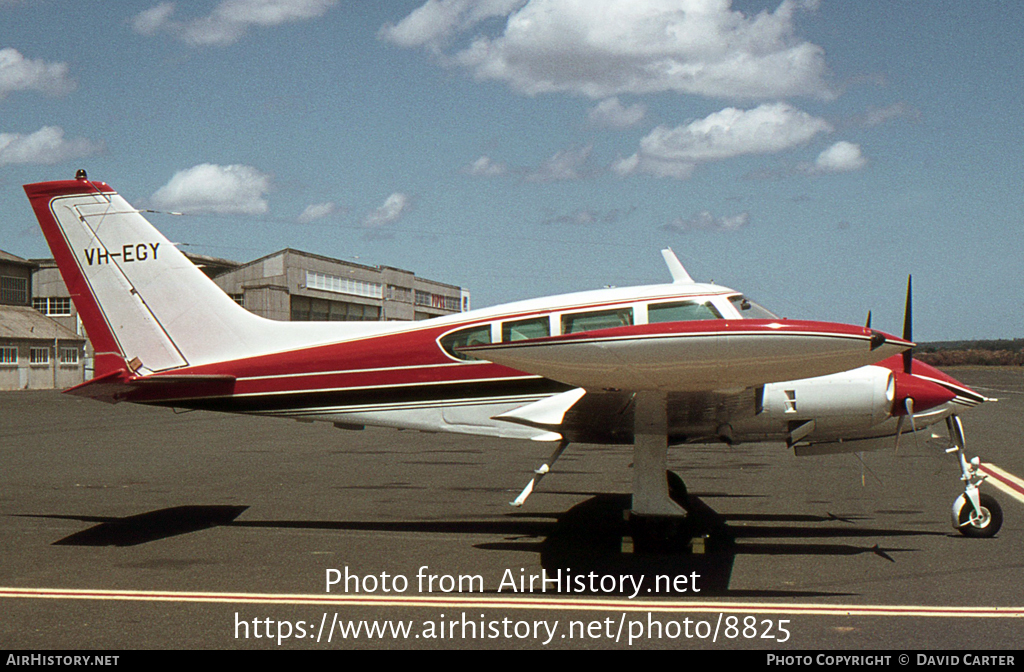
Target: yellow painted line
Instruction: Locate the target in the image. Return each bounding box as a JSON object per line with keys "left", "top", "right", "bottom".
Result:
{"left": 0, "top": 587, "right": 1022, "bottom": 618}
{"left": 981, "top": 463, "right": 1024, "bottom": 505}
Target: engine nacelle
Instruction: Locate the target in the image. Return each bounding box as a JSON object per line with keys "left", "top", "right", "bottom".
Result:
{"left": 755, "top": 365, "right": 895, "bottom": 441}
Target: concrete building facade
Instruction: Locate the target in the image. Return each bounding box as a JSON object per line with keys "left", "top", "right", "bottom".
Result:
{"left": 209, "top": 249, "right": 470, "bottom": 323}
{"left": 0, "top": 251, "right": 86, "bottom": 390}
{"left": 2, "top": 247, "right": 468, "bottom": 388}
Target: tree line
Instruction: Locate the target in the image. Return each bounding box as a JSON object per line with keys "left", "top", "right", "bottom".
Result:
{"left": 916, "top": 339, "right": 1024, "bottom": 366}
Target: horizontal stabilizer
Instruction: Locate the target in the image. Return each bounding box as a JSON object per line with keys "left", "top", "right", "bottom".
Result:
{"left": 493, "top": 388, "right": 587, "bottom": 429}
{"left": 66, "top": 370, "right": 236, "bottom": 404}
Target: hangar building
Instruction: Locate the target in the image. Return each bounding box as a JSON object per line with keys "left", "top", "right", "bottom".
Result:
{"left": 208, "top": 249, "right": 470, "bottom": 323}
{"left": 0, "top": 251, "right": 86, "bottom": 390}
{"left": 8, "top": 248, "right": 468, "bottom": 387}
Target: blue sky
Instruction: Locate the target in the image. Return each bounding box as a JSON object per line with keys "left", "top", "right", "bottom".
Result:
{"left": 1, "top": 1, "right": 1021, "bottom": 340}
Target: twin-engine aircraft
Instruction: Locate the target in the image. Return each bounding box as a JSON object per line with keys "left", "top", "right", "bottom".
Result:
{"left": 24, "top": 173, "right": 1001, "bottom": 542}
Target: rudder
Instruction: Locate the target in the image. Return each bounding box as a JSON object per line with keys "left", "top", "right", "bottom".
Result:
{"left": 24, "top": 175, "right": 273, "bottom": 376}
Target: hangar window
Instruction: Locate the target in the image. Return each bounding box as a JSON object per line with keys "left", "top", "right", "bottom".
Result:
{"left": 33, "top": 297, "right": 72, "bottom": 316}
{"left": 439, "top": 324, "right": 492, "bottom": 361}
{"left": 648, "top": 300, "right": 722, "bottom": 323}
{"left": 0, "top": 276, "right": 27, "bottom": 305}
{"left": 306, "top": 271, "right": 382, "bottom": 299}
{"left": 0, "top": 347, "right": 16, "bottom": 365}
{"left": 291, "top": 296, "right": 380, "bottom": 321}
{"left": 29, "top": 348, "right": 49, "bottom": 365}
{"left": 561, "top": 307, "right": 633, "bottom": 334}
{"left": 502, "top": 317, "right": 549, "bottom": 342}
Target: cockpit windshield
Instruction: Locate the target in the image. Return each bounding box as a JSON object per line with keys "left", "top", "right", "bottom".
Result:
{"left": 729, "top": 295, "right": 778, "bottom": 319}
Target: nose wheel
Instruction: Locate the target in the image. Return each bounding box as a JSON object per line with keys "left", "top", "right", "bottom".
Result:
{"left": 945, "top": 415, "right": 1002, "bottom": 538}
{"left": 954, "top": 492, "right": 1003, "bottom": 538}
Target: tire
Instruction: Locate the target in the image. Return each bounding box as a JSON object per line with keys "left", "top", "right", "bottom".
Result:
{"left": 957, "top": 493, "right": 1003, "bottom": 538}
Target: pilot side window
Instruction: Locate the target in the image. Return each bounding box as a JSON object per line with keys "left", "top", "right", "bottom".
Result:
{"left": 502, "top": 317, "right": 550, "bottom": 342}
{"left": 439, "top": 325, "right": 492, "bottom": 361}
{"left": 561, "top": 307, "right": 633, "bottom": 334}
{"left": 729, "top": 295, "right": 778, "bottom": 319}
{"left": 648, "top": 300, "right": 722, "bottom": 323}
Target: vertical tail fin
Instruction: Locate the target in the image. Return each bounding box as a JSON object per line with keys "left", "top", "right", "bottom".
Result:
{"left": 24, "top": 176, "right": 277, "bottom": 376}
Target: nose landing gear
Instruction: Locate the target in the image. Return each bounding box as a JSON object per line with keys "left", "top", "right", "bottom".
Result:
{"left": 945, "top": 415, "right": 1002, "bottom": 538}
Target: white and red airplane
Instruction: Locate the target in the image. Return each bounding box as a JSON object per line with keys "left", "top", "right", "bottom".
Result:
{"left": 24, "top": 173, "right": 1001, "bottom": 542}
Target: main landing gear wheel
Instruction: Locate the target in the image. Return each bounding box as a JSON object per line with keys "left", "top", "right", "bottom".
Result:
{"left": 955, "top": 493, "right": 1003, "bottom": 538}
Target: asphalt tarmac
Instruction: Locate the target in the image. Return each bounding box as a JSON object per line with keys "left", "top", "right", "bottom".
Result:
{"left": 1, "top": 367, "right": 1022, "bottom": 650}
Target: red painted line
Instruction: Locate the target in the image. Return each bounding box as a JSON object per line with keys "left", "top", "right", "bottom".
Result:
{"left": 980, "top": 464, "right": 1024, "bottom": 498}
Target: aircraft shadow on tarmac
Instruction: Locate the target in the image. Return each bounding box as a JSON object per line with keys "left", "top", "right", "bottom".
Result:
{"left": 17, "top": 492, "right": 946, "bottom": 598}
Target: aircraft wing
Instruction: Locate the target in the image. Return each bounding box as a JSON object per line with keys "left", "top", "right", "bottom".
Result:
{"left": 459, "top": 319, "right": 910, "bottom": 393}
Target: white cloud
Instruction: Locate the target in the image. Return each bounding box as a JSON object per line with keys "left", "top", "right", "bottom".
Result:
{"left": 380, "top": 0, "right": 526, "bottom": 49}
{"left": 131, "top": 2, "right": 177, "bottom": 35}
{"left": 387, "top": 0, "right": 831, "bottom": 100}
{"left": 863, "top": 102, "right": 919, "bottom": 127}
{"left": 543, "top": 206, "right": 635, "bottom": 226}
{"left": 297, "top": 201, "right": 337, "bottom": 224}
{"left": 363, "top": 193, "right": 412, "bottom": 228}
{"left": 588, "top": 97, "right": 646, "bottom": 128}
{"left": 150, "top": 164, "right": 272, "bottom": 214}
{"left": 663, "top": 210, "right": 750, "bottom": 233}
{"left": 464, "top": 155, "right": 507, "bottom": 177}
{"left": 131, "top": 0, "right": 338, "bottom": 46}
{"left": 615, "top": 102, "right": 831, "bottom": 179}
{"left": 526, "top": 145, "right": 592, "bottom": 182}
{"left": 0, "top": 48, "right": 76, "bottom": 99}
{"left": 812, "top": 141, "right": 867, "bottom": 173}
{"left": 0, "top": 127, "right": 103, "bottom": 165}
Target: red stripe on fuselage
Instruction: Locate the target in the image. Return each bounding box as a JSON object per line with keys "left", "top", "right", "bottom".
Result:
{"left": 129, "top": 319, "right": 904, "bottom": 403}
{"left": 109, "top": 320, "right": 532, "bottom": 403}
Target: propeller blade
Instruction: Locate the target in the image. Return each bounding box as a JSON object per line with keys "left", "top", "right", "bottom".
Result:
{"left": 865, "top": 310, "right": 872, "bottom": 329}
{"left": 902, "top": 276, "right": 913, "bottom": 374}
{"left": 907, "top": 397, "right": 921, "bottom": 451}
{"left": 894, "top": 397, "right": 917, "bottom": 454}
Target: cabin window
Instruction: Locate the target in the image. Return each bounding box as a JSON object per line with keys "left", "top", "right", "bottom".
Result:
{"left": 439, "top": 324, "right": 492, "bottom": 361}
{"left": 561, "top": 307, "right": 633, "bottom": 334}
{"left": 648, "top": 300, "right": 722, "bottom": 323}
{"left": 502, "top": 317, "right": 549, "bottom": 342}
{"left": 729, "top": 295, "right": 778, "bottom": 319}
